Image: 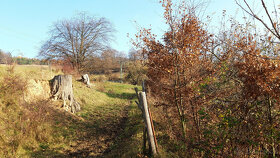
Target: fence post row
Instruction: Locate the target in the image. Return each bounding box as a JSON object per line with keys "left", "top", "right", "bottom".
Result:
{"left": 135, "top": 83, "right": 157, "bottom": 156}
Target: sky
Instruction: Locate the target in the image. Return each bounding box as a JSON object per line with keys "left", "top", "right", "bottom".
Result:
{"left": 0, "top": 0, "right": 277, "bottom": 58}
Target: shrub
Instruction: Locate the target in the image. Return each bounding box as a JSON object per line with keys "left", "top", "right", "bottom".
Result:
{"left": 125, "top": 61, "right": 147, "bottom": 85}
{"left": 96, "top": 75, "right": 107, "bottom": 82}
{"left": 107, "top": 73, "right": 120, "bottom": 82}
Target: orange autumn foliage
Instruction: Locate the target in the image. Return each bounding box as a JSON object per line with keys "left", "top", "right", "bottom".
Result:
{"left": 134, "top": 0, "right": 280, "bottom": 157}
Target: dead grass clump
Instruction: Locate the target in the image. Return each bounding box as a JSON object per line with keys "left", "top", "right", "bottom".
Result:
{"left": 97, "top": 75, "right": 107, "bottom": 82}
{"left": 96, "top": 85, "right": 106, "bottom": 92}
{"left": 7, "top": 64, "right": 16, "bottom": 73}
{"left": 0, "top": 72, "right": 27, "bottom": 106}
{"left": 108, "top": 73, "right": 120, "bottom": 82}
{"left": 24, "top": 79, "right": 50, "bottom": 102}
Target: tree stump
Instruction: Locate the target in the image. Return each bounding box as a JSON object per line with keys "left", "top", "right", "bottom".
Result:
{"left": 51, "top": 75, "right": 80, "bottom": 113}
{"left": 81, "top": 74, "right": 91, "bottom": 87}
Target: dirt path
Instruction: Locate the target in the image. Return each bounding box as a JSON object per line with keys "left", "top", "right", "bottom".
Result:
{"left": 65, "top": 105, "right": 130, "bottom": 157}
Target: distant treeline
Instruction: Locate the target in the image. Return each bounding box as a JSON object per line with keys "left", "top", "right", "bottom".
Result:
{"left": 0, "top": 50, "right": 47, "bottom": 65}
{"left": 13, "top": 57, "right": 47, "bottom": 65}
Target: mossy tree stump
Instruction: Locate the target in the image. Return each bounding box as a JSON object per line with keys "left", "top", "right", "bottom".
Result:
{"left": 51, "top": 75, "right": 80, "bottom": 113}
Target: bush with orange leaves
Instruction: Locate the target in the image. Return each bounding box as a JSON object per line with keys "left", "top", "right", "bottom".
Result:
{"left": 134, "top": 0, "right": 280, "bottom": 157}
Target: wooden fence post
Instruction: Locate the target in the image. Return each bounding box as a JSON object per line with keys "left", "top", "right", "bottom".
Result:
{"left": 143, "top": 126, "right": 147, "bottom": 154}
{"left": 140, "top": 92, "right": 157, "bottom": 155}
{"left": 135, "top": 88, "right": 147, "bottom": 154}
{"left": 135, "top": 86, "right": 157, "bottom": 156}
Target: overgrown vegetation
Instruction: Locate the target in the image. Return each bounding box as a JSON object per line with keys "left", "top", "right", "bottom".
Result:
{"left": 0, "top": 66, "right": 53, "bottom": 157}
{"left": 134, "top": 0, "right": 280, "bottom": 157}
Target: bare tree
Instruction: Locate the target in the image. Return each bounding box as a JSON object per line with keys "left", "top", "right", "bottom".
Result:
{"left": 128, "top": 48, "right": 140, "bottom": 61}
{"left": 0, "top": 50, "right": 13, "bottom": 64}
{"left": 100, "top": 49, "right": 118, "bottom": 73}
{"left": 235, "top": 0, "right": 280, "bottom": 41}
{"left": 39, "top": 13, "right": 114, "bottom": 72}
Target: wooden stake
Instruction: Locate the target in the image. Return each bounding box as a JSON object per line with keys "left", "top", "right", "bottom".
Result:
{"left": 140, "top": 92, "right": 157, "bottom": 155}
{"left": 143, "top": 126, "right": 147, "bottom": 154}
{"left": 148, "top": 107, "right": 158, "bottom": 150}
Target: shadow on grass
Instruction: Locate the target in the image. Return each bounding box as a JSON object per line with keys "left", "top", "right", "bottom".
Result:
{"left": 27, "top": 92, "right": 141, "bottom": 157}
{"left": 48, "top": 102, "right": 135, "bottom": 157}
{"left": 31, "top": 148, "right": 67, "bottom": 158}
{"left": 100, "top": 105, "right": 144, "bottom": 157}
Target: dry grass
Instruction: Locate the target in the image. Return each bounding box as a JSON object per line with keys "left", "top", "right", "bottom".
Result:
{"left": 0, "top": 64, "right": 62, "bottom": 80}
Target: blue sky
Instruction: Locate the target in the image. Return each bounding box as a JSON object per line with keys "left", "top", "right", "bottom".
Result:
{"left": 0, "top": 0, "right": 276, "bottom": 58}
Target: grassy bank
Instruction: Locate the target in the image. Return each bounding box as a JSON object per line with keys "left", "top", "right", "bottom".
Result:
{"left": 0, "top": 65, "right": 144, "bottom": 157}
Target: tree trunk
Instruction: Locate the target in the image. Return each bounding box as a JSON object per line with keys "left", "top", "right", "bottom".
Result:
{"left": 51, "top": 75, "right": 80, "bottom": 113}
{"left": 81, "top": 74, "right": 91, "bottom": 87}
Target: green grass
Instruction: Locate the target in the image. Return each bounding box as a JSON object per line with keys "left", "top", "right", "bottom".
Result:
{"left": 0, "top": 64, "right": 145, "bottom": 157}
{"left": 0, "top": 64, "right": 146, "bottom": 157}
{"left": 69, "top": 80, "right": 144, "bottom": 157}
{"left": 28, "top": 79, "right": 144, "bottom": 157}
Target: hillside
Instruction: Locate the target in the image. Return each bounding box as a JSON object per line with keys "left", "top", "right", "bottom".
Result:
{"left": 0, "top": 65, "right": 145, "bottom": 157}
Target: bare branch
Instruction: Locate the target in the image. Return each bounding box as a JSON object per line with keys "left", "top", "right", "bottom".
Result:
{"left": 261, "top": 0, "right": 280, "bottom": 39}
{"left": 235, "top": 0, "right": 280, "bottom": 40}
